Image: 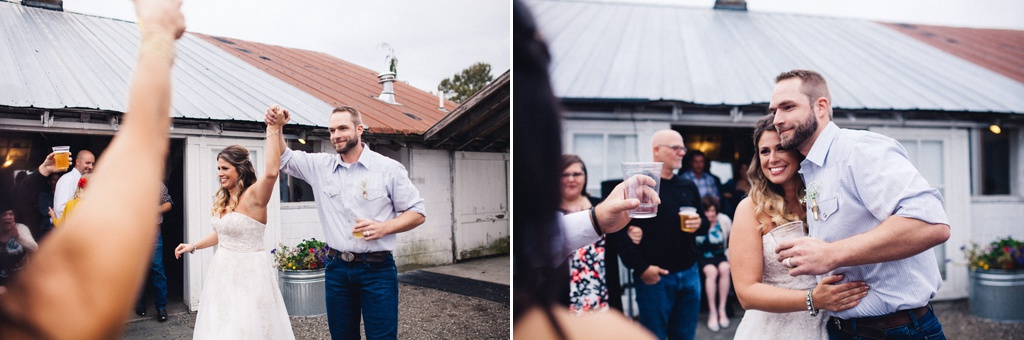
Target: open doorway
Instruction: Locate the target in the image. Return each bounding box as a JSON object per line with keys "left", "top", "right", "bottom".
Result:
{"left": 0, "top": 131, "right": 188, "bottom": 309}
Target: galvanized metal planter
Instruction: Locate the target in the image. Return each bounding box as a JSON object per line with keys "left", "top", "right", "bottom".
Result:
{"left": 969, "top": 269, "right": 1024, "bottom": 323}
{"left": 278, "top": 269, "right": 327, "bottom": 317}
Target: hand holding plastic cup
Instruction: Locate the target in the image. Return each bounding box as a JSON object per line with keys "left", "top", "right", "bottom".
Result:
{"left": 678, "top": 206, "right": 700, "bottom": 233}
{"left": 769, "top": 220, "right": 806, "bottom": 245}
{"left": 621, "top": 162, "right": 663, "bottom": 218}
{"left": 52, "top": 146, "right": 71, "bottom": 171}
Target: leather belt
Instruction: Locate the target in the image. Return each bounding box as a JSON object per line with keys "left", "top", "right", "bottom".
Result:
{"left": 327, "top": 249, "right": 390, "bottom": 263}
{"left": 830, "top": 304, "right": 932, "bottom": 340}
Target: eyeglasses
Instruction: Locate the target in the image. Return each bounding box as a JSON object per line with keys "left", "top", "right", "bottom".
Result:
{"left": 659, "top": 144, "right": 687, "bottom": 153}
{"left": 561, "top": 172, "right": 585, "bottom": 179}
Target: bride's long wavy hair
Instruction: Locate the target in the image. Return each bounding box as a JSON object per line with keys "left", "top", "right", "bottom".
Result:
{"left": 747, "top": 114, "right": 805, "bottom": 231}
{"left": 212, "top": 145, "right": 257, "bottom": 216}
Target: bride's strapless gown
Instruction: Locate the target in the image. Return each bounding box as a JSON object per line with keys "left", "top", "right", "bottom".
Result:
{"left": 193, "top": 212, "right": 295, "bottom": 339}
{"left": 733, "top": 233, "right": 828, "bottom": 340}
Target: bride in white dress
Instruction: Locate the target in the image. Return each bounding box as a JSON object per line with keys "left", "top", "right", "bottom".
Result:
{"left": 174, "top": 106, "right": 293, "bottom": 339}
{"left": 730, "top": 115, "right": 869, "bottom": 339}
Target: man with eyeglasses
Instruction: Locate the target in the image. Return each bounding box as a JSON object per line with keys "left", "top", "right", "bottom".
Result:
{"left": 609, "top": 129, "right": 710, "bottom": 339}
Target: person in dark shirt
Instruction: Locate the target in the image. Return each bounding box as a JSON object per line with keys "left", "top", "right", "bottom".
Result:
{"left": 609, "top": 129, "right": 709, "bottom": 340}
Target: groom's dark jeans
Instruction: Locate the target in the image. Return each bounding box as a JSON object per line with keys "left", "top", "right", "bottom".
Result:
{"left": 324, "top": 252, "right": 399, "bottom": 340}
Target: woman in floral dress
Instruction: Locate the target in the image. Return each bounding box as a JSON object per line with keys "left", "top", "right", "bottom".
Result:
{"left": 558, "top": 155, "right": 609, "bottom": 313}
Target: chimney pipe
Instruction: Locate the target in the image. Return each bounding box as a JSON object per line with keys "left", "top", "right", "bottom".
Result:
{"left": 22, "top": 0, "right": 63, "bottom": 11}
{"left": 713, "top": 0, "right": 746, "bottom": 11}
{"left": 377, "top": 72, "right": 397, "bottom": 104}
{"left": 438, "top": 91, "right": 446, "bottom": 111}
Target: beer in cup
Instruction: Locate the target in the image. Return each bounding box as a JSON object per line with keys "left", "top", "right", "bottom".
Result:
{"left": 52, "top": 146, "right": 71, "bottom": 171}
{"left": 679, "top": 206, "right": 700, "bottom": 233}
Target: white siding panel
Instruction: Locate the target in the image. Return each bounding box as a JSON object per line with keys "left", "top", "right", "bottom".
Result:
{"left": 396, "top": 149, "right": 454, "bottom": 268}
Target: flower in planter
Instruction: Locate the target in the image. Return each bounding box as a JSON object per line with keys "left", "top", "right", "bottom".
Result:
{"left": 272, "top": 238, "right": 329, "bottom": 271}
{"left": 962, "top": 236, "right": 1024, "bottom": 271}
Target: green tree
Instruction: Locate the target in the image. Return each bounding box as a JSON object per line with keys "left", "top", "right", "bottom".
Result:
{"left": 438, "top": 62, "right": 493, "bottom": 103}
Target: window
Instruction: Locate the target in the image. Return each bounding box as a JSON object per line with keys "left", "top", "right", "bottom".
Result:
{"left": 279, "top": 140, "right": 318, "bottom": 203}
{"left": 979, "top": 128, "right": 1013, "bottom": 195}
{"left": 572, "top": 133, "right": 638, "bottom": 197}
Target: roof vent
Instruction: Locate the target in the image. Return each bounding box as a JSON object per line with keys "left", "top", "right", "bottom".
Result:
{"left": 377, "top": 72, "right": 398, "bottom": 104}
{"left": 22, "top": 0, "right": 63, "bottom": 11}
{"left": 713, "top": 0, "right": 747, "bottom": 11}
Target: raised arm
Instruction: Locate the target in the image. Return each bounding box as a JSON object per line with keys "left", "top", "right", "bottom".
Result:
{"left": 242, "top": 105, "right": 289, "bottom": 216}
{"left": 0, "top": 0, "right": 185, "bottom": 338}
{"left": 264, "top": 105, "right": 291, "bottom": 158}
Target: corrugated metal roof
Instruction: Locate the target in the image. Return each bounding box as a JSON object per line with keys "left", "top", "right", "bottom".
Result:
{"left": 195, "top": 34, "right": 459, "bottom": 135}
{"left": 0, "top": 2, "right": 346, "bottom": 128}
{"left": 528, "top": 0, "right": 1024, "bottom": 114}
{"left": 882, "top": 23, "right": 1024, "bottom": 84}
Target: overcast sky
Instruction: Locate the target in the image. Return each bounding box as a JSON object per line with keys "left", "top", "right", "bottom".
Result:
{"left": 63, "top": 0, "right": 511, "bottom": 95}
{"left": 582, "top": 0, "right": 1024, "bottom": 30}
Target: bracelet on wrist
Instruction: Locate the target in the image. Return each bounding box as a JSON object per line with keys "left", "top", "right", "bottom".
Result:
{"left": 806, "top": 289, "right": 819, "bottom": 316}
{"left": 589, "top": 206, "right": 604, "bottom": 237}
{"left": 190, "top": 244, "right": 197, "bottom": 254}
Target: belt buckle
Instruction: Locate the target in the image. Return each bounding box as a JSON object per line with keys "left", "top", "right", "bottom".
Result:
{"left": 341, "top": 251, "right": 355, "bottom": 262}
{"left": 834, "top": 318, "right": 842, "bottom": 330}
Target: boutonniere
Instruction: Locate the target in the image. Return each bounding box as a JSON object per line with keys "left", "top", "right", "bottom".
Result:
{"left": 801, "top": 181, "right": 820, "bottom": 221}
{"left": 361, "top": 179, "right": 368, "bottom": 200}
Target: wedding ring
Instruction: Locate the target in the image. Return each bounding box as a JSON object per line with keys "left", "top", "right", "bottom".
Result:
{"left": 784, "top": 257, "right": 793, "bottom": 268}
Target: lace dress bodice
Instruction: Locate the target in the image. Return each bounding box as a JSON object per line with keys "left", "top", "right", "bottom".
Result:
{"left": 732, "top": 234, "right": 828, "bottom": 340}
{"left": 212, "top": 212, "right": 266, "bottom": 253}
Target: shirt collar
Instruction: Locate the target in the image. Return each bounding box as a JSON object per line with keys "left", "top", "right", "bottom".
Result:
{"left": 333, "top": 143, "right": 376, "bottom": 170}
{"left": 804, "top": 121, "right": 839, "bottom": 167}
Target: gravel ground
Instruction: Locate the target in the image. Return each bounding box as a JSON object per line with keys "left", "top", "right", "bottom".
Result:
{"left": 932, "top": 299, "right": 1024, "bottom": 339}
{"left": 167, "top": 283, "right": 510, "bottom": 340}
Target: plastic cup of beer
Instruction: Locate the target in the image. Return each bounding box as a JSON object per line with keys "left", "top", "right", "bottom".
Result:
{"left": 52, "top": 146, "right": 71, "bottom": 171}
{"left": 679, "top": 206, "right": 700, "bottom": 233}
{"left": 769, "top": 220, "right": 806, "bottom": 245}
{"left": 352, "top": 230, "right": 364, "bottom": 238}
{"left": 621, "top": 162, "right": 663, "bottom": 218}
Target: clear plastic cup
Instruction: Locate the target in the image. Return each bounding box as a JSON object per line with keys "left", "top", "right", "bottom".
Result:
{"left": 769, "top": 220, "right": 806, "bottom": 245}
{"left": 679, "top": 206, "right": 700, "bottom": 233}
{"left": 52, "top": 146, "right": 71, "bottom": 171}
{"left": 621, "top": 162, "right": 663, "bottom": 218}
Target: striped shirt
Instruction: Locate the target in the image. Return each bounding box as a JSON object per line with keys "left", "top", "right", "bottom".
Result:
{"left": 799, "top": 122, "right": 948, "bottom": 319}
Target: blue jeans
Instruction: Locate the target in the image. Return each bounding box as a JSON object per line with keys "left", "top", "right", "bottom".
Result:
{"left": 634, "top": 263, "right": 701, "bottom": 340}
{"left": 827, "top": 306, "right": 945, "bottom": 340}
{"left": 324, "top": 252, "right": 399, "bottom": 340}
{"left": 138, "top": 234, "right": 168, "bottom": 309}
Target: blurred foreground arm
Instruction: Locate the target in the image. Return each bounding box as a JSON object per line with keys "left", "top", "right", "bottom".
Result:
{"left": 0, "top": 0, "right": 185, "bottom": 338}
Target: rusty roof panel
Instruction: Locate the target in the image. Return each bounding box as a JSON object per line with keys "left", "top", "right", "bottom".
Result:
{"left": 881, "top": 23, "right": 1024, "bottom": 84}
{"left": 195, "top": 34, "right": 459, "bottom": 135}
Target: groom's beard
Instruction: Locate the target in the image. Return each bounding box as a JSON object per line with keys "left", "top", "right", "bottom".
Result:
{"left": 335, "top": 136, "right": 360, "bottom": 155}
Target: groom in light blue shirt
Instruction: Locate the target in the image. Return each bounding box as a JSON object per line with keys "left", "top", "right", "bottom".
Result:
{"left": 770, "top": 70, "right": 950, "bottom": 340}
{"left": 266, "top": 105, "right": 426, "bottom": 340}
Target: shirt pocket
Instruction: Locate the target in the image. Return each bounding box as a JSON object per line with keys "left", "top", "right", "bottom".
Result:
{"left": 321, "top": 178, "right": 342, "bottom": 198}
{"left": 817, "top": 196, "right": 839, "bottom": 221}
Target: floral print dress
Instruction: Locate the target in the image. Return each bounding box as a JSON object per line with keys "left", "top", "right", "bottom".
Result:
{"left": 568, "top": 236, "right": 608, "bottom": 313}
